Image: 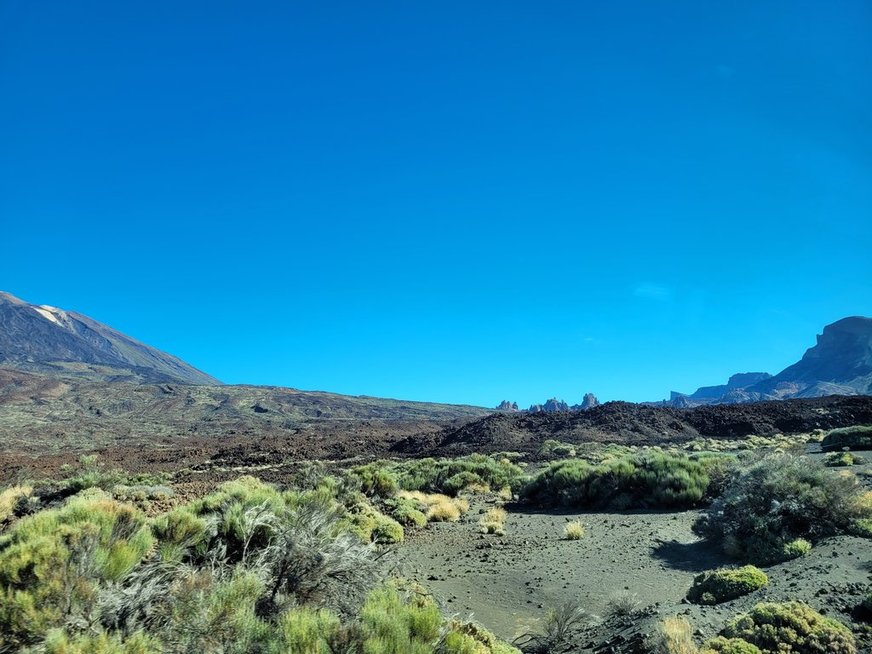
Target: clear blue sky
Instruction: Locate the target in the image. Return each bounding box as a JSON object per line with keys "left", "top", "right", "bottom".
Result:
{"left": 1, "top": 1, "right": 870, "bottom": 406}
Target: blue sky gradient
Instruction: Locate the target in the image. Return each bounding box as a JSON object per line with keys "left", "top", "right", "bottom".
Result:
{"left": 1, "top": 1, "right": 870, "bottom": 405}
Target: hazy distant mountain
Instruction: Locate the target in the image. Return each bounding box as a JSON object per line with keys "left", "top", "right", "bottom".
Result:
{"left": 668, "top": 317, "right": 872, "bottom": 406}
{"left": 671, "top": 372, "right": 772, "bottom": 402}
{"left": 0, "top": 291, "right": 219, "bottom": 384}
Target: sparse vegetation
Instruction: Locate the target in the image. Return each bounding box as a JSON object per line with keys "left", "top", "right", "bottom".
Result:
{"left": 604, "top": 591, "right": 640, "bottom": 618}
{"left": 694, "top": 454, "right": 872, "bottom": 563}
{"left": 514, "top": 601, "right": 588, "bottom": 654}
{"left": 0, "top": 472, "right": 525, "bottom": 653}
{"left": 686, "top": 566, "right": 768, "bottom": 605}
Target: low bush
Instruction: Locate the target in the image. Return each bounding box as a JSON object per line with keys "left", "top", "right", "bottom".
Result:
{"left": 718, "top": 601, "right": 856, "bottom": 654}
{"left": 359, "top": 584, "right": 442, "bottom": 654}
{"left": 479, "top": 507, "right": 507, "bottom": 535}
{"left": 343, "top": 500, "right": 405, "bottom": 544}
{"left": 350, "top": 463, "right": 400, "bottom": 498}
{"left": 521, "top": 453, "right": 718, "bottom": 510}
{"left": 822, "top": 425, "right": 872, "bottom": 452}
{"left": 703, "top": 637, "right": 762, "bottom": 653}
{"left": 383, "top": 496, "right": 427, "bottom": 528}
{"left": 273, "top": 606, "right": 340, "bottom": 653}
{"left": 443, "top": 620, "right": 521, "bottom": 654}
{"left": 687, "top": 566, "right": 768, "bottom": 605}
{"left": 396, "top": 455, "right": 524, "bottom": 497}
{"left": 603, "top": 592, "right": 640, "bottom": 618}
{"left": 825, "top": 452, "right": 856, "bottom": 467}
{"left": 781, "top": 537, "right": 812, "bottom": 560}
{"left": 41, "top": 628, "right": 161, "bottom": 654}
{"left": 514, "top": 601, "right": 588, "bottom": 654}
{"left": 538, "top": 440, "right": 576, "bottom": 458}
{"left": 694, "top": 454, "right": 871, "bottom": 563}
{"left": 398, "top": 491, "right": 469, "bottom": 522}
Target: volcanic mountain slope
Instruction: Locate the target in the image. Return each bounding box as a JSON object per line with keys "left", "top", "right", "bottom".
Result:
{"left": 0, "top": 291, "right": 219, "bottom": 384}
{"left": 0, "top": 368, "right": 490, "bottom": 457}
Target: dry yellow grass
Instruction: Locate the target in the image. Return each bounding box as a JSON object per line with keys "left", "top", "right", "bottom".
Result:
{"left": 650, "top": 616, "right": 698, "bottom": 654}
{"left": 563, "top": 519, "right": 585, "bottom": 540}
{"left": 0, "top": 485, "right": 32, "bottom": 523}
{"left": 479, "top": 507, "right": 507, "bottom": 535}
{"left": 496, "top": 486, "right": 513, "bottom": 501}
{"left": 399, "top": 491, "right": 470, "bottom": 522}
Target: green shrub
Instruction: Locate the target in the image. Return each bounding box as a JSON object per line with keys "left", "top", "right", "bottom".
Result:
{"left": 781, "top": 538, "right": 812, "bottom": 560}
{"left": 694, "top": 454, "right": 871, "bottom": 564}
{"left": 703, "top": 636, "right": 762, "bottom": 654}
{"left": 0, "top": 490, "right": 154, "bottom": 648}
{"left": 383, "top": 497, "right": 427, "bottom": 528}
{"left": 687, "top": 566, "right": 768, "bottom": 605}
{"left": 538, "top": 440, "right": 576, "bottom": 458}
{"left": 273, "top": 606, "right": 341, "bottom": 654}
{"left": 343, "top": 500, "right": 405, "bottom": 544}
{"left": 822, "top": 426, "right": 872, "bottom": 452}
{"left": 443, "top": 620, "right": 521, "bottom": 654}
{"left": 350, "top": 463, "right": 400, "bottom": 498}
{"left": 825, "top": 452, "right": 855, "bottom": 467}
{"left": 442, "top": 471, "right": 486, "bottom": 495}
{"left": 360, "top": 584, "right": 441, "bottom": 654}
{"left": 41, "top": 628, "right": 161, "bottom": 654}
{"left": 150, "top": 507, "right": 209, "bottom": 562}
{"left": 396, "top": 455, "right": 524, "bottom": 497}
{"left": 163, "top": 568, "right": 271, "bottom": 654}
{"left": 521, "top": 453, "right": 714, "bottom": 509}
{"left": 719, "top": 601, "right": 856, "bottom": 654}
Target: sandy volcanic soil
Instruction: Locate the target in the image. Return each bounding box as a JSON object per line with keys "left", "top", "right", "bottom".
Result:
{"left": 396, "top": 495, "right": 872, "bottom": 651}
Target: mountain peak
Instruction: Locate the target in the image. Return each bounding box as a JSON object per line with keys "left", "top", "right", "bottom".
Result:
{"left": 0, "top": 291, "right": 220, "bottom": 385}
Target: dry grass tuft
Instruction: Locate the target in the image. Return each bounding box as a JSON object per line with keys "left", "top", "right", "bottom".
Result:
{"left": 650, "top": 616, "right": 698, "bottom": 654}
{"left": 399, "top": 491, "right": 470, "bottom": 522}
{"left": 563, "top": 519, "right": 585, "bottom": 540}
{"left": 479, "top": 507, "right": 507, "bottom": 535}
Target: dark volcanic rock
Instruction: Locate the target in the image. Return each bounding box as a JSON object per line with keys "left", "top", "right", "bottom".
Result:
{"left": 392, "top": 396, "right": 872, "bottom": 455}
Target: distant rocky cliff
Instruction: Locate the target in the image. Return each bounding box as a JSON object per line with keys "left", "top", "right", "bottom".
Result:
{"left": 667, "top": 317, "right": 872, "bottom": 406}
